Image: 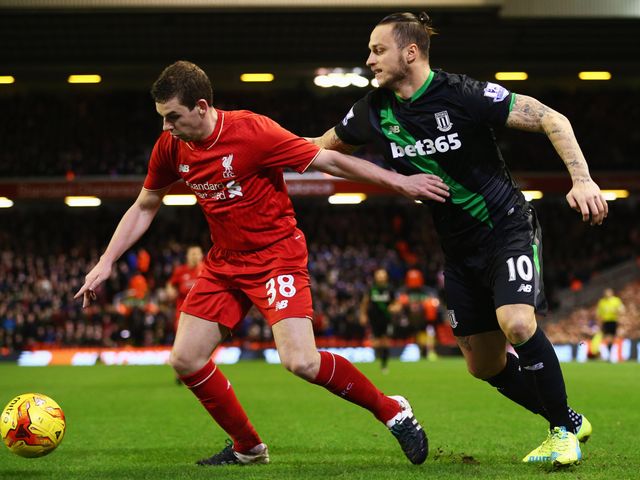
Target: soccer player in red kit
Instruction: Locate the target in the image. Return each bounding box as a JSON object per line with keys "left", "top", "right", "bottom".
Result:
{"left": 166, "top": 245, "right": 204, "bottom": 331}
{"left": 75, "top": 61, "right": 450, "bottom": 466}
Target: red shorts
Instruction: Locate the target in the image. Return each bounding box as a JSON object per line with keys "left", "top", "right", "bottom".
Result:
{"left": 180, "top": 228, "right": 313, "bottom": 329}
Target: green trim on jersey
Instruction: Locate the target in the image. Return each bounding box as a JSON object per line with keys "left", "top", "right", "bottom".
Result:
{"left": 532, "top": 243, "right": 540, "bottom": 273}
{"left": 394, "top": 70, "right": 435, "bottom": 103}
{"left": 509, "top": 93, "right": 517, "bottom": 112}
{"left": 380, "top": 99, "right": 494, "bottom": 228}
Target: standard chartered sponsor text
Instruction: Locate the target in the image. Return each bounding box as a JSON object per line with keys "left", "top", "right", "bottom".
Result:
{"left": 186, "top": 180, "right": 225, "bottom": 191}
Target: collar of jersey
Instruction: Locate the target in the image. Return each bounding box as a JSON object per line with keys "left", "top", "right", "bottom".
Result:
{"left": 394, "top": 69, "right": 435, "bottom": 104}
{"left": 185, "top": 110, "right": 225, "bottom": 151}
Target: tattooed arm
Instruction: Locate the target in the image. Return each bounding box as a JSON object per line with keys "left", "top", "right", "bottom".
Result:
{"left": 506, "top": 94, "right": 608, "bottom": 225}
{"left": 306, "top": 127, "right": 359, "bottom": 154}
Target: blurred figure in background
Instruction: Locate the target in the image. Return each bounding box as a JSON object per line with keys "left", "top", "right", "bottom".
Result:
{"left": 596, "top": 288, "right": 625, "bottom": 360}
{"left": 360, "top": 268, "right": 395, "bottom": 373}
{"left": 166, "top": 245, "right": 204, "bottom": 335}
{"left": 395, "top": 269, "right": 440, "bottom": 361}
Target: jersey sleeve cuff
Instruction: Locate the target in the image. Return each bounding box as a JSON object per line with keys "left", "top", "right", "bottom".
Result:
{"left": 299, "top": 148, "right": 323, "bottom": 174}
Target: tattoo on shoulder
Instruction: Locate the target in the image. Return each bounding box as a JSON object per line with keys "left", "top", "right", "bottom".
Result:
{"left": 506, "top": 95, "right": 549, "bottom": 132}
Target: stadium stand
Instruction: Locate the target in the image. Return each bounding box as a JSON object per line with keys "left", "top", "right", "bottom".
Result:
{"left": 1, "top": 89, "right": 639, "bottom": 177}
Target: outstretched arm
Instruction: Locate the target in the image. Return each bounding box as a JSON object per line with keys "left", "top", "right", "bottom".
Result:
{"left": 310, "top": 148, "right": 449, "bottom": 202}
{"left": 506, "top": 94, "right": 608, "bottom": 225}
{"left": 307, "top": 127, "right": 359, "bottom": 154}
{"left": 74, "top": 185, "right": 171, "bottom": 307}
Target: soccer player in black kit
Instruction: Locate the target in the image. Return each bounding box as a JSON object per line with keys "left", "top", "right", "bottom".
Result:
{"left": 310, "top": 12, "right": 608, "bottom": 466}
{"left": 360, "top": 268, "right": 395, "bottom": 373}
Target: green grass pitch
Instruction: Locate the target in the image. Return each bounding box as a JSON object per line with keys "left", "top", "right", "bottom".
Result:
{"left": 1, "top": 359, "right": 639, "bottom": 479}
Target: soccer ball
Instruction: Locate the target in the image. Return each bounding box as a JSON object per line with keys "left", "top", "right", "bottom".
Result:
{"left": 1, "top": 393, "right": 66, "bottom": 458}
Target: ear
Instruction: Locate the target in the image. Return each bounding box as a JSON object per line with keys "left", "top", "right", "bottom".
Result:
{"left": 405, "top": 43, "right": 419, "bottom": 64}
{"left": 195, "top": 99, "right": 209, "bottom": 115}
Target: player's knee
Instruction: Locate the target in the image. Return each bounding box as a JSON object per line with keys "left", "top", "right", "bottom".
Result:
{"left": 282, "top": 354, "right": 320, "bottom": 381}
{"left": 502, "top": 317, "right": 536, "bottom": 344}
{"left": 169, "top": 348, "right": 202, "bottom": 375}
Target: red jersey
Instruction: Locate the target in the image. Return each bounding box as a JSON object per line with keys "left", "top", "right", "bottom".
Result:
{"left": 144, "top": 110, "right": 321, "bottom": 251}
{"left": 169, "top": 263, "right": 203, "bottom": 310}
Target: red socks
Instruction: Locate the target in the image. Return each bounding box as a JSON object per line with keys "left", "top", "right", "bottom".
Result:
{"left": 181, "top": 353, "right": 401, "bottom": 452}
{"left": 312, "top": 351, "right": 400, "bottom": 424}
{"left": 180, "top": 359, "right": 262, "bottom": 454}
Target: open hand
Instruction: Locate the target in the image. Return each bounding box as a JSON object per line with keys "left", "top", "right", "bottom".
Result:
{"left": 566, "top": 179, "right": 608, "bottom": 225}
{"left": 397, "top": 174, "right": 450, "bottom": 203}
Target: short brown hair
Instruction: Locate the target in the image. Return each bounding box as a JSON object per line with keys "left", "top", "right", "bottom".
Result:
{"left": 150, "top": 61, "right": 213, "bottom": 110}
{"left": 377, "top": 12, "right": 436, "bottom": 59}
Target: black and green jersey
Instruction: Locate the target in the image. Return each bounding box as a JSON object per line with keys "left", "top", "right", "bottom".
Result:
{"left": 368, "top": 285, "right": 394, "bottom": 322}
{"left": 334, "top": 69, "right": 527, "bottom": 254}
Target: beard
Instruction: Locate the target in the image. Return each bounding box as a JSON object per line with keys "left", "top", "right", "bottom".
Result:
{"left": 378, "top": 57, "right": 411, "bottom": 90}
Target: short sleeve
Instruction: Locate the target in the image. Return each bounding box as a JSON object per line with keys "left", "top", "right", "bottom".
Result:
{"left": 168, "top": 267, "right": 181, "bottom": 287}
{"left": 334, "top": 96, "right": 374, "bottom": 146}
{"left": 459, "top": 77, "right": 515, "bottom": 128}
{"left": 143, "top": 133, "right": 181, "bottom": 190}
{"left": 248, "top": 115, "right": 321, "bottom": 173}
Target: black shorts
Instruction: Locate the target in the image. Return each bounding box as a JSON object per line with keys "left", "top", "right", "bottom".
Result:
{"left": 369, "top": 314, "right": 392, "bottom": 337}
{"left": 444, "top": 206, "right": 548, "bottom": 337}
{"left": 602, "top": 321, "right": 618, "bottom": 336}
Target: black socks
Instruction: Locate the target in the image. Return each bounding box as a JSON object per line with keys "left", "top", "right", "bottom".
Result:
{"left": 377, "top": 347, "right": 389, "bottom": 369}
{"left": 512, "top": 327, "right": 572, "bottom": 430}
{"left": 486, "top": 352, "right": 546, "bottom": 416}
{"left": 486, "top": 351, "right": 583, "bottom": 433}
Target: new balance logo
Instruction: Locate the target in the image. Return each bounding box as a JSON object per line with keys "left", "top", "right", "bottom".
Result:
{"left": 275, "top": 300, "right": 288, "bottom": 311}
{"left": 179, "top": 164, "right": 189, "bottom": 173}
{"left": 524, "top": 362, "right": 544, "bottom": 371}
{"left": 517, "top": 284, "right": 533, "bottom": 293}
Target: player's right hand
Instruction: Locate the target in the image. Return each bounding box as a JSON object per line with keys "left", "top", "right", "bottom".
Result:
{"left": 399, "top": 173, "right": 450, "bottom": 203}
{"left": 74, "top": 259, "right": 113, "bottom": 308}
{"left": 565, "top": 178, "right": 608, "bottom": 226}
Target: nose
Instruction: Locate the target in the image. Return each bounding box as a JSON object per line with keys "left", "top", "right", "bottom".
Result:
{"left": 366, "top": 52, "right": 376, "bottom": 67}
{"left": 162, "top": 118, "right": 173, "bottom": 132}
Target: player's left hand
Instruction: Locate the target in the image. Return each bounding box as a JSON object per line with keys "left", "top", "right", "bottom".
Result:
{"left": 398, "top": 173, "right": 450, "bottom": 203}
{"left": 566, "top": 178, "right": 608, "bottom": 225}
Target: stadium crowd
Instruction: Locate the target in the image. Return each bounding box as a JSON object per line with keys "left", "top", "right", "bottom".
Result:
{"left": 0, "top": 198, "right": 638, "bottom": 354}
{"left": 545, "top": 279, "right": 640, "bottom": 344}
{"left": 1, "top": 88, "right": 639, "bottom": 177}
